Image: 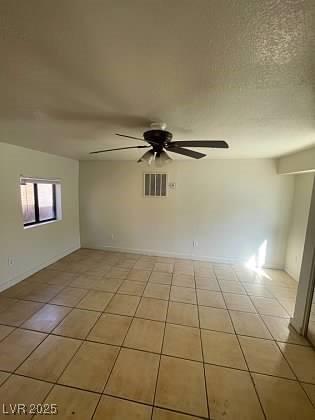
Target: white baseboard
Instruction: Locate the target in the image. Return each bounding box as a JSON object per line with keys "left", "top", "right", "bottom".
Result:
{"left": 0, "top": 245, "right": 80, "bottom": 293}
{"left": 82, "top": 243, "right": 283, "bottom": 269}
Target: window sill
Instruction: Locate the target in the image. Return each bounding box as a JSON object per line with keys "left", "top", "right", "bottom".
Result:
{"left": 24, "top": 219, "right": 61, "bottom": 230}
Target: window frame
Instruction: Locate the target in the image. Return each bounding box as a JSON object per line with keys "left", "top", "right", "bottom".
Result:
{"left": 22, "top": 182, "right": 58, "bottom": 227}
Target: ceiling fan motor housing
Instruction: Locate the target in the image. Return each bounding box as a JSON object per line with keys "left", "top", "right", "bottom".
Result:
{"left": 143, "top": 129, "right": 173, "bottom": 151}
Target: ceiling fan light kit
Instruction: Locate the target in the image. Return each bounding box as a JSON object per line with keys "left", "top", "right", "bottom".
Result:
{"left": 90, "top": 122, "right": 229, "bottom": 163}
{"left": 137, "top": 149, "right": 155, "bottom": 165}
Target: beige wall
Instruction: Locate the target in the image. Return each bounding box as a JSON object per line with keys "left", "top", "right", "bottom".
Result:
{"left": 285, "top": 173, "right": 314, "bottom": 281}
{"left": 0, "top": 142, "right": 80, "bottom": 291}
{"left": 80, "top": 159, "right": 294, "bottom": 268}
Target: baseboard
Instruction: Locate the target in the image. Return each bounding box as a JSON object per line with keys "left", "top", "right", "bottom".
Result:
{"left": 0, "top": 245, "right": 80, "bottom": 293}
{"left": 82, "top": 243, "right": 283, "bottom": 269}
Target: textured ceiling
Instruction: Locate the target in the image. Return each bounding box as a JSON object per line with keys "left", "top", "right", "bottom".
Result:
{"left": 0, "top": 0, "right": 314, "bottom": 160}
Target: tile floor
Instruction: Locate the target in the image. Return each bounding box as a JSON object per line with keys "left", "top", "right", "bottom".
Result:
{"left": 0, "top": 249, "right": 314, "bottom": 419}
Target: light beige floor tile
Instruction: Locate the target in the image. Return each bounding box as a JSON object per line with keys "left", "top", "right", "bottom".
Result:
{"left": 149, "top": 272, "right": 172, "bottom": 285}
{"left": 253, "top": 373, "right": 315, "bottom": 420}
{"left": 195, "top": 277, "right": 220, "bottom": 291}
{"left": 1, "top": 283, "right": 35, "bottom": 300}
{"left": 215, "top": 272, "right": 238, "bottom": 282}
{"left": 251, "top": 296, "right": 289, "bottom": 317}
{"left": 261, "top": 315, "right": 309, "bottom": 345}
{"left": 105, "top": 348, "right": 159, "bottom": 404}
{"left": 37, "top": 384, "right": 99, "bottom": 419}
{"left": 118, "top": 280, "right": 146, "bottom": 296}
{"left": 22, "top": 304, "right": 71, "bottom": 333}
{"left": 58, "top": 341, "right": 119, "bottom": 392}
{"left": 52, "top": 308, "right": 100, "bottom": 339}
{"left": 135, "top": 297, "right": 168, "bottom": 321}
{"left": 170, "top": 286, "right": 197, "bottom": 304}
{"left": 0, "top": 325, "right": 15, "bottom": 341}
{"left": 50, "top": 287, "right": 88, "bottom": 307}
{"left": 277, "top": 298, "right": 296, "bottom": 316}
{"left": 22, "top": 284, "right": 64, "bottom": 303}
{"left": 85, "top": 265, "right": 111, "bottom": 277}
{"left": 116, "top": 259, "right": 136, "bottom": 269}
{"left": 0, "top": 375, "right": 53, "bottom": 419}
{"left": 199, "top": 306, "right": 234, "bottom": 333}
{"left": 167, "top": 302, "right": 199, "bottom": 327}
{"left": 155, "top": 356, "right": 208, "bottom": 417}
{"left": 163, "top": 324, "right": 202, "bottom": 361}
{"left": 134, "top": 261, "right": 155, "bottom": 271}
{"left": 242, "top": 283, "right": 274, "bottom": 298}
{"left": 106, "top": 267, "right": 129, "bottom": 279}
{"left": 172, "top": 274, "right": 195, "bottom": 288}
{"left": 239, "top": 336, "right": 294, "bottom": 378}
{"left": 223, "top": 293, "right": 256, "bottom": 312}
{"left": 87, "top": 313, "right": 131, "bottom": 345}
{"left": 0, "top": 371, "right": 9, "bottom": 385}
{"left": 29, "top": 268, "right": 61, "bottom": 283}
{"left": 205, "top": 364, "right": 264, "bottom": 420}
{"left": 17, "top": 335, "right": 81, "bottom": 382}
{"left": 124, "top": 318, "right": 164, "bottom": 353}
{"left": 76, "top": 290, "right": 114, "bottom": 311}
{"left": 70, "top": 274, "right": 101, "bottom": 289}
{"left": 94, "top": 395, "right": 152, "bottom": 420}
{"left": 153, "top": 408, "right": 201, "bottom": 420}
{"left": 0, "top": 296, "right": 18, "bottom": 311}
{"left": 301, "top": 383, "right": 315, "bottom": 406}
{"left": 154, "top": 262, "right": 174, "bottom": 273}
{"left": 0, "top": 329, "right": 46, "bottom": 371}
{"left": 219, "top": 280, "right": 246, "bottom": 294}
{"left": 278, "top": 342, "right": 315, "bottom": 383}
{"left": 196, "top": 290, "right": 226, "bottom": 308}
{"left": 201, "top": 330, "right": 247, "bottom": 370}
{"left": 144, "top": 283, "right": 171, "bottom": 300}
{"left": 93, "top": 277, "right": 123, "bottom": 293}
{"left": 173, "top": 263, "right": 194, "bottom": 276}
{"left": 105, "top": 294, "right": 140, "bottom": 316}
{"left": 229, "top": 311, "right": 272, "bottom": 339}
{"left": 127, "top": 269, "right": 151, "bottom": 282}
{"left": 0, "top": 300, "right": 43, "bottom": 326}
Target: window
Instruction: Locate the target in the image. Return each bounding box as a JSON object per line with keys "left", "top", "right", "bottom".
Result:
{"left": 20, "top": 178, "right": 60, "bottom": 227}
{"left": 144, "top": 173, "right": 167, "bottom": 197}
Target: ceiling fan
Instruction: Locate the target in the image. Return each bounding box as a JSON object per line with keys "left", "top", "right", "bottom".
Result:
{"left": 90, "top": 123, "right": 229, "bottom": 165}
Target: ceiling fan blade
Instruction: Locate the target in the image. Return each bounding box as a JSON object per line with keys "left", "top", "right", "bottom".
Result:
{"left": 115, "top": 133, "right": 147, "bottom": 142}
{"left": 167, "top": 146, "right": 206, "bottom": 159}
{"left": 90, "top": 145, "right": 149, "bottom": 154}
{"left": 169, "top": 140, "right": 229, "bottom": 148}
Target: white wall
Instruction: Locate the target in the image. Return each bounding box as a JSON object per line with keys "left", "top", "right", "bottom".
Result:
{"left": 278, "top": 146, "right": 315, "bottom": 175}
{"left": 0, "top": 142, "right": 80, "bottom": 291}
{"left": 80, "top": 159, "right": 294, "bottom": 268}
{"left": 285, "top": 173, "right": 314, "bottom": 281}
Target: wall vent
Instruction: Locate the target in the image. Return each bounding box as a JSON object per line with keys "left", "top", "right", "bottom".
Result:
{"left": 144, "top": 173, "right": 167, "bottom": 197}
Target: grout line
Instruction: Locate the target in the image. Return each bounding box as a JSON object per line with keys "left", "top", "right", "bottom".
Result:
{"left": 196, "top": 275, "right": 211, "bottom": 420}
{"left": 150, "top": 284, "right": 170, "bottom": 420}
{"left": 221, "top": 284, "right": 267, "bottom": 420}
{"left": 89, "top": 289, "right": 145, "bottom": 418}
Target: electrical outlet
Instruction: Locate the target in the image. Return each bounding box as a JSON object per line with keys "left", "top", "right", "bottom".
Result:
{"left": 193, "top": 240, "right": 198, "bottom": 248}
{"left": 8, "top": 257, "right": 14, "bottom": 266}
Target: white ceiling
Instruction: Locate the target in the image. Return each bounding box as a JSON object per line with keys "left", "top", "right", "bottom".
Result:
{"left": 0, "top": 0, "right": 314, "bottom": 160}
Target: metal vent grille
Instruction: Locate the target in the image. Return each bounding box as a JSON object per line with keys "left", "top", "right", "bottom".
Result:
{"left": 144, "top": 173, "right": 167, "bottom": 197}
